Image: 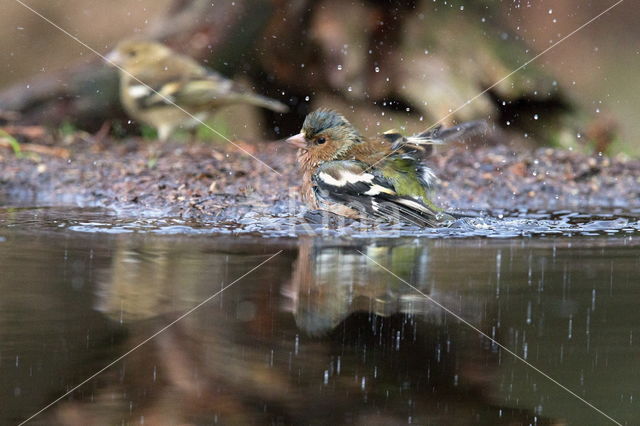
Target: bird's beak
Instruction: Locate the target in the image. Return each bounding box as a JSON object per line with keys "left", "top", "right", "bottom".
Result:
{"left": 105, "top": 49, "right": 122, "bottom": 66}
{"left": 285, "top": 132, "right": 307, "bottom": 149}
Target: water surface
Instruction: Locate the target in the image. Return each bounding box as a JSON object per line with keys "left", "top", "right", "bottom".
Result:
{"left": 0, "top": 206, "right": 638, "bottom": 425}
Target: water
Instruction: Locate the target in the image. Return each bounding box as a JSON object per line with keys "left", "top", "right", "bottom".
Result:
{"left": 1, "top": 206, "right": 639, "bottom": 425}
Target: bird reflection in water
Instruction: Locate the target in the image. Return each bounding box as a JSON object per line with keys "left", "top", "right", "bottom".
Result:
{"left": 283, "top": 237, "right": 446, "bottom": 335}
{"left": 48, "top": 237, "right": 556, "bottom": 425}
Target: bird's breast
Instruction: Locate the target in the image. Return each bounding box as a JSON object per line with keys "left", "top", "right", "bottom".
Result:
{"left": 296, "top": 150, "right": 319, "bottom": 208}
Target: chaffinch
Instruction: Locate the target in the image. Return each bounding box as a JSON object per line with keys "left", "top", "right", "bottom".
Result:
{"left": 286, "top": 109, "right": 485, "bottom": 227}
{"left": 107, "top": 40, "right": 288, "bottom": 141}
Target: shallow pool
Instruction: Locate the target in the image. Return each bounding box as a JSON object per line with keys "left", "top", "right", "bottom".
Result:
{"left": 1, "top": 206, "right": 638, "bottom": 425}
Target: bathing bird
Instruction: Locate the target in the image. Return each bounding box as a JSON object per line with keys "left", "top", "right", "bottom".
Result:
{"left": 285, "top": 109, "right": 486, "bottom": 227}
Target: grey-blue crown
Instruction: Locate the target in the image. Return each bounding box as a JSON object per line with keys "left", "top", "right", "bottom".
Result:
{"left": 302, "top": 109, "right": 351, "bottom": 137}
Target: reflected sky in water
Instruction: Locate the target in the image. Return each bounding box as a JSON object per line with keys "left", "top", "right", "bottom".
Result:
{"left": 0, "top": 207, "right": 638, "bottom": 425}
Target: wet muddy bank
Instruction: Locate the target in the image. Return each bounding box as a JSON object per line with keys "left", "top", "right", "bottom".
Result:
{"left": 1, "top": 137, "right": 639, "bottom": 220}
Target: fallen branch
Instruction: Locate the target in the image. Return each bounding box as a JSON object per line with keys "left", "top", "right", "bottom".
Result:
{"left": 0, "top": 138, "right": 70, "bottom": 159}
{"left": 1, "top": 125, "right": 48, "bottom": 140}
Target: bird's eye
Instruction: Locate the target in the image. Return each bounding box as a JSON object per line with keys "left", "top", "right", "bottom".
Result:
{"left": 316, "top": 137, "right": 326, "bottom": 145}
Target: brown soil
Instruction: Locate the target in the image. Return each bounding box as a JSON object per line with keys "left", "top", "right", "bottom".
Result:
{"left": 1, "top": 134, "right": 639, "bottom": 219}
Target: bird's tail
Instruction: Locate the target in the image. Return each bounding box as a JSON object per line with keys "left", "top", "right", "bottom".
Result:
{"left": 240, "top": 93, "right": 289, "bottom": 113}
{"left": 408, "top": 120, "right": 489, "bottom": 145}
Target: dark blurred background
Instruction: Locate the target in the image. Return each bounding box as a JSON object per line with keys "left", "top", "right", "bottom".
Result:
{"left": 1, "top": 0, "right": 637, "bottom": 154}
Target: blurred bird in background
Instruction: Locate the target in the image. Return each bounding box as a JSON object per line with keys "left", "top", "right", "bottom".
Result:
{"left": 286, "top": 109, "right": 486, "bottom": 227}
{"left": 107, "top": 40, "right": 289, "bottom": 141}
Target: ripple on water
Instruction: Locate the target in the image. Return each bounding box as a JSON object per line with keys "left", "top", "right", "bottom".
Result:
{"left": 1, "top": 206, "right": 639, "bottom": 238}
{"left": 58, "top": 211, "right": 640, "bottom": 239}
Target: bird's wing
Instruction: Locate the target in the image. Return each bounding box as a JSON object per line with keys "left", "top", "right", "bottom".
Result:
{"left": 376, "top": 120, "right": 487, "bottom": 159}
{"left": 312, "top": 160, "right": 447, "bottom": 227}
{"left": 126, "top": 73, "right": 236, "bottom": 109}
{"left": 127, "top": 72, "right": 287, "bottom": 112}
{"left": 398, "top": 120, "right": 488, "bottom": 148}
{"left": 380, "top": 131, "right": 437, "bottom": 158}
{"left": 171, "top": 74, "right": 237, "bottom": 106}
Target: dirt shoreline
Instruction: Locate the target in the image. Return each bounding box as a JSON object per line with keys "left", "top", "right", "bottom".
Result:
{"left": 1, "top": 137, "right": 639, "bottom": 219}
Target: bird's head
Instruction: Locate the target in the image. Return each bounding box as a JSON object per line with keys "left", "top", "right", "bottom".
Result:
{"left": 106, "top": 40, "right": 172, "bottom": 73}
{"left": 286, "top": 109, "right": 362, "bottom": 164}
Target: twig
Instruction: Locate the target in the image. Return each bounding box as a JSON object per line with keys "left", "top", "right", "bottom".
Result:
{"left": 0, "top": 139, "right": 70, "bottom": 158}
